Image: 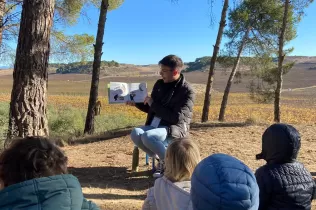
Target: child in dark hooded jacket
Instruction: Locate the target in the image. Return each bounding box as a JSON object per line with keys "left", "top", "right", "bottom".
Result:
{"left": 255, "top": 123, "right": 316, "bottom": 210}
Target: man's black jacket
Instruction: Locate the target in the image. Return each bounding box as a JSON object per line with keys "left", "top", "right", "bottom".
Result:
{"left": 135, "top": 74, "right": 195, "bottom": 139}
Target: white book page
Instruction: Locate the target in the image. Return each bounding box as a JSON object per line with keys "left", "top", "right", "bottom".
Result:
{"left": 109, "top": 82, "right": 129, "bottom": 103}
{"left": 128, "top": 82, "right": 147, "bottom": 103}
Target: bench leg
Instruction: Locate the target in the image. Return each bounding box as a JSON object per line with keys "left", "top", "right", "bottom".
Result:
{"left": 145, "top": 153, "right": 149, "bottom": 165}
{"left": 132, "top": 146, "right": 139, "bottom": 172}
{"left": 152, "top": 157, "right": 156, "bottom": 171}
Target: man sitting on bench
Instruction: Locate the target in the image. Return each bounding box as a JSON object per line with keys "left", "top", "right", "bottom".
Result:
{"left": 126, "top": 54, "right": 195, "bottom": 178}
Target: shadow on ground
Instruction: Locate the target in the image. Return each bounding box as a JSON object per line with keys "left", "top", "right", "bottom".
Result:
{"left": 67, "top": 122, "right": 254, "bottom": 146}
{"left": 69, "top": 166, "right": 154, "bottom": 191}
{"left": 84, "top": 193, "right": 146, "bottom": 200}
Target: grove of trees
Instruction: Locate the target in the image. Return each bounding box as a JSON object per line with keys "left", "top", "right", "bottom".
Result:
{"left": 5, "top": 0, "right": 124, "bottom": 139}
{"left": 2, "top": 0, "right": 314, "bottom": 140}
{"left": 55, "top": 60, "right": 119, "bottom": 74}
{"left": 201, "top": 0, "right": 313, "bottom": 123}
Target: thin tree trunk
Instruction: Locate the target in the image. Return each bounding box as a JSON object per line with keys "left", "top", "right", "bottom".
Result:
{"left": 219, "top": 28, "right": 249, "bottom": 122}
{"left": 0, "top": 0, "right": 5, "bottom": 47}
{"left": 201, "top": 0, "right": 229, "bottom": 123}
{"left": 7, "top": 0, "right": 55, "bottom": 139}
{"left": 274, "top": 0, "right": 289, "bottom": 122}
{"left": 84, "top": 0, "right": 109, "bottom": 134}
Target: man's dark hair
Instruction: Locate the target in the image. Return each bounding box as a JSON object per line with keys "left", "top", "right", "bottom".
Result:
{"left": 159, "top": 54, "right": 184, "bottom": 71}
{"left": 0, "top": 136, "right": 68, "bottom": 187}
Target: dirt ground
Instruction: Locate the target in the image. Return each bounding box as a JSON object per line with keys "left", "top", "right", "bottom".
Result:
{"left": 64, "top": 125, "right": 316, "bottom": 210}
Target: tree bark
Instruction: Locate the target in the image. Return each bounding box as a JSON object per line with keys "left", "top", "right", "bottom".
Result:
{"left": 7, "top": 0, "right": 55, "bottom": 139}
{"left": 84, "top": 0, "right": 109, "bottom": 134}
{"left": 201, "top": 0, "right": 229, "bottom": 123}
{"left": 274, "top": 0, "right": 289, "bottom": 122}
{"left": 0, "top": 0, "right": 5, "bottom": 47}
{"left": 219, "top": 28, "right": 249, "bottom": 122}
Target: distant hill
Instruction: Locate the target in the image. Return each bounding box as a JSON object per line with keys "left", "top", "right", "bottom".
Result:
{"left": 183, "top": 56, "right": 316, "bottom": 73}
{"left": 48, "top": 60, "right": 163, "bottom": 76}
{"left": 51, "top": 61, "right": 119, "bottom": 74}
{"left": 183, "top": 56, "right": 212, "bottom": 72}
{"left": 1, "top": 57, "right": 316, "bottom": 94}
{"left": 285, "top": 56, "right": 316, "bottom": 64}
{"left": 2, "top": 56, "right": 315, "bottom": 77}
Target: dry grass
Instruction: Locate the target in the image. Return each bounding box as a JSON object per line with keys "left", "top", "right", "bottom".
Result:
{"left": 63, "top": 125, "right": 316, "bottom": 210}
{"left": 1, "top": 65, "right": 315, "bottom": 126}
{"left": 1, "top": 92, "right": 315, "bottom": 125}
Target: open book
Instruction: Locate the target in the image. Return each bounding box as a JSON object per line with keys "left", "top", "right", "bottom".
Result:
{"left": 108, "top": 82, "right": 147, "bottom": 104}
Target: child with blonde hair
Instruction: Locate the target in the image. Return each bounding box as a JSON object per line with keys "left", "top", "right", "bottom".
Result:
{"left": 142, "top": 138, "right": 201, "bottom": 210}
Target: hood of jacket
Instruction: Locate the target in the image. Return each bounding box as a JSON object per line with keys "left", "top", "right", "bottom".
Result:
{"left": 153, "top": 176, "right": 192, "bottom": 210}
{"left": 256, "top": 123, "right": 301, "bottom": 164}
{"left": 191, "top": 153, "right": 259, "bottom": 210}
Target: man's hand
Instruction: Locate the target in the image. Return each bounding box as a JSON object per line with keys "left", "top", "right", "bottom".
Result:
{"left": 126, "top": 101, "right": 135, "bottom": 106}
{"left": 144, "top": 96, "right": 153, "bottom": 106}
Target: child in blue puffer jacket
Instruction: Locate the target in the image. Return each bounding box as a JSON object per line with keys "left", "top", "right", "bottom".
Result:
{"left": 191, "top": 153, "right": 260, "bottom": 210}
{"left": 0, "top": 136, "right": 99, "bottom": 210}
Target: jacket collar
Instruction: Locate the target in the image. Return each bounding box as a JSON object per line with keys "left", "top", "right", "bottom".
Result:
{"left": 0, "top": 174, "right": 84, "bottom": 209}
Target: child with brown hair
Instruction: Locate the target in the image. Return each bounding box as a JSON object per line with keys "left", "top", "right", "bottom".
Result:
{"left": 142, "top": 138, "right": 201, "bottom": 210}
{"left": 0, "top": 136, "right": 99, "bottom": 210}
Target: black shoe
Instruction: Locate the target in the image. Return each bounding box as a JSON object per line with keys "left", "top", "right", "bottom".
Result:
{"left": 153, "top": 160, "right": 165, "bottom": 178}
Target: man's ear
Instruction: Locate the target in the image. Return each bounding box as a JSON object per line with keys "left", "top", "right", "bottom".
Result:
{"left": 173, "top": 69, "right": 178, "bottom": 76}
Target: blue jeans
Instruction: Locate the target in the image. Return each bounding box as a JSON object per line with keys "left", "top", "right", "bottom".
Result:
{"left": 131, "top": 125, "right": 170, "bottom": 160}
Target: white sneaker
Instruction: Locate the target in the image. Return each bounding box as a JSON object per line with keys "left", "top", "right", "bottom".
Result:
{"left": 153, "top": 160, "right": 165, "bottom": 178}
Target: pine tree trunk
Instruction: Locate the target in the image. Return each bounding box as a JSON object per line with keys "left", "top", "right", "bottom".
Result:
{"left": 274, "top": 0, "right": 289, "bottom": 123}
{"left": 201, "top": 0, "right": 229, "bottom": 123}
{"left": 219, "top": 28, "right": 249, "bottom": 122}
{"left": 7, "top": 0, "right": 55, "bottom": 139}
{"left": 0, "top": 0, "right": 5, "bottom": 47}
{"left": 84, "top": 0, "right": 109, "bottom": 134}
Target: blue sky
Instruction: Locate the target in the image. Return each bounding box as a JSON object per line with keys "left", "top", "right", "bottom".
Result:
{"left": 61, "top": 0, "right": 315, "bottom": 65}
{"left": 5, "top": 0, "right": 316, "bottom": 66}
{"left": 66, "top": 0, "right": 223, "bottom": 64}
